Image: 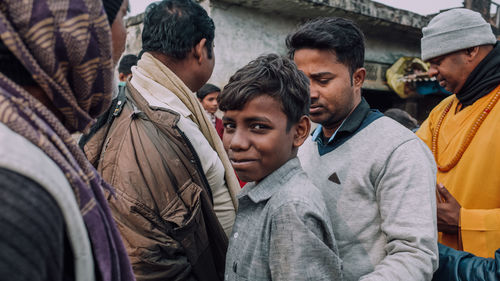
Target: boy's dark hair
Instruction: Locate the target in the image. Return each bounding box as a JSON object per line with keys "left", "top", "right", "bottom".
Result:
{"left": 197, "top": 83, "right": 221, "bottom": 100}
{"left": 118, "top": 54, "right": 138, "bottom": 75}
{"left": 218, "top": 54, "right": 310, "bottom": 131}
{"left": 286, "top": 17, "right": 365, "bottom": 77}
{"left": 142, "top": 0, "right": 215, "bottom": 60}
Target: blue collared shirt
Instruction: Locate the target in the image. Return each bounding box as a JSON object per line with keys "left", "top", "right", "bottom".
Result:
{"left": 224, "top": 158, "right": 342, "bottom": 281}
{"left": 312, "top": 119, "right": 346, "bottom": 144}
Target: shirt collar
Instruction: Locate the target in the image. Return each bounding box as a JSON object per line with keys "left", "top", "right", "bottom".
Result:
{"left": 312, "top": 97, "right": 371, "bottom": 144}
{"left": 239, "top": 157, "right": 302, "bottom": 204}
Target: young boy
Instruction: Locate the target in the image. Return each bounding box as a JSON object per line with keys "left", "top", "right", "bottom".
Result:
{"left": 197, "top": 83, "right": 224, "bottom": 139}
{"left": 218, "top": 54, "right": 343, "bottom": 281}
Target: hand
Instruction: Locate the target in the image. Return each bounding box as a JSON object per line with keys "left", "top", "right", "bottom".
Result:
{"left": 436, "top": 183, "right": 461, "bottom": 234}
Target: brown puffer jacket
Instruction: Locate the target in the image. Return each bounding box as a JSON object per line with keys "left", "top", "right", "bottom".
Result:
{"left": 83, "top": 83, "right": 227, "bottom": 281}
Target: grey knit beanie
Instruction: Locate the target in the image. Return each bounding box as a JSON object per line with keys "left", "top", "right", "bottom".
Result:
{"left": 421, "top": 8, "right": 496, "bottom": 61}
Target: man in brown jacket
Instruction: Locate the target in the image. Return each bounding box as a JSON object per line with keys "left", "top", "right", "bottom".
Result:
{"left": 82, "top": 0, "right": 240, "bottom": 280}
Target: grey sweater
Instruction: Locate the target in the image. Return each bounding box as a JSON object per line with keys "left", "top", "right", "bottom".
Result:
{"left": 298, "top": 116, "right": 438, "bottom": 281}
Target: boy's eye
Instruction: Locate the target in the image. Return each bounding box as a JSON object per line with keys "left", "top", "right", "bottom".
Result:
{"left": 223, "top": 122, "right": 235, "bottom": 130}
{"left": 250, "top": 123, "right": 270, "bottom": 131}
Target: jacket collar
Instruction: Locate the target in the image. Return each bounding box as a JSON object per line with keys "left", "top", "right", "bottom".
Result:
{"left": 239, "top": 157, "right": 302, "bottom": 204}
{"left": 126, "top": 81, "right": 181, "bottom": 128}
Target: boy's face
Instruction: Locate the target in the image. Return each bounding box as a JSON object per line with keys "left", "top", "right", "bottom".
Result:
{"left": 222, "top": 95, "right": 297, "bottom": 183}
{"left": 200, "top": 91, "right": 219, "bottom": 114}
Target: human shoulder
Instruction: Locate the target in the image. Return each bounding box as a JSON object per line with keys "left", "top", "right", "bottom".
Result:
{"left": 357, "top": 116, "right": 422, "bottom": 148}
{"left": 268, "top": 171, "right": 327, "bottom": 216}
{"left": 367, "top": 117, "right": 433, "bottom": 161}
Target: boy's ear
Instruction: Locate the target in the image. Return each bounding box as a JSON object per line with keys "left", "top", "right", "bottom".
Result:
{"left": 193, "top": 38, "right": 207, "bottom": 64}
{"left": 293, "top": 115, "right": 311, "bottom": 148}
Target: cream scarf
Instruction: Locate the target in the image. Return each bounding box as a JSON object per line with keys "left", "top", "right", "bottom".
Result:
{"left": 133, "top": 53, "right": 239, "bottom": 208}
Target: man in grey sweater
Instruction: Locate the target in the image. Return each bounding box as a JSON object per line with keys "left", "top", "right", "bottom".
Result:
{"left": 286, "top": 17, "right": 438, "bottom": 280}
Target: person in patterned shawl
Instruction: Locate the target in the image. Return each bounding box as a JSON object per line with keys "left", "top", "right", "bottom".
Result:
{"left": 0, "top": 0, "right": 135, "bottom": 280}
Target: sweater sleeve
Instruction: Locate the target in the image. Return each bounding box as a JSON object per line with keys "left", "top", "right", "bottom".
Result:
{"left": 0, "top": 167, "right": 69, "bottom": 281}
{"left": 359, "top": 138, "right": 438, "bottom": 281}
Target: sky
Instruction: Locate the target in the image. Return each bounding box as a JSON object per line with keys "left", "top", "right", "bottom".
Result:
{"left": 128, "top": 0, "right": 500, "bottom": 17}
{"left": 372, "top": 0, "right": 463, "bottom": 15}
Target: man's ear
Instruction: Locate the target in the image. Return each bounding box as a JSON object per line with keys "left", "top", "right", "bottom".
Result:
{"left": 352, "top": 67, "right": 366, "bottom": 88}
{"left": 293, "top": 115, "right": 311, "bottom": 148}
{"left": 193, "top": 38, "right": 207, "bottom": 64}
{"left": 465, "top": 46, "right": 480, "bottom": 61}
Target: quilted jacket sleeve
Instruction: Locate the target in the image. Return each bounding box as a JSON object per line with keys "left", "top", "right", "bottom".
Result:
{"left": 433, "top": 243, "right": 500, "bottom": 281}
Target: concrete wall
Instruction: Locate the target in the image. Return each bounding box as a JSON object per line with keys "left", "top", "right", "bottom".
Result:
{"left": 123, "top": 0, "right": 427, "bottom": 91}
{"left": 208, "top": 2, "right": 299, "bottom": 88}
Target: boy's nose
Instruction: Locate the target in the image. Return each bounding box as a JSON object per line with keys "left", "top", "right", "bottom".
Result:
{"left": 229, "top": 130, "right": 250, "bottom": 151}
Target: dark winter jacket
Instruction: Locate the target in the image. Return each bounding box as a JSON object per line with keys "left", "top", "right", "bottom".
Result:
{"left": 433, "top": 243, "right": 500, "bottom": 281}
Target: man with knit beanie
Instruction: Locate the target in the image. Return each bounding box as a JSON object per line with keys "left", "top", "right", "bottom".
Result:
{"left": 82, "top": 1, "right": 239, "bottom": 280}
{"left": 417, "top": 8, "right": 500, "bottom": 271}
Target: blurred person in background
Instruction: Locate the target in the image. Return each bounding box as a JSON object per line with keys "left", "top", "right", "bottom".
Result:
{"left": 384, "top": 108, "right": 419, "bottom": 132}
{"left": 118, "top": 54, "right": 138, "bottom": 87}
{"left": 197, "top": 83, "right": 224, "bottom": 139}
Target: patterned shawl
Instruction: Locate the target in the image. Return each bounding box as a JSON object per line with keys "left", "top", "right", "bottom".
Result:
{"left": 0, "top": 1, "right": 135, "bottom": 281}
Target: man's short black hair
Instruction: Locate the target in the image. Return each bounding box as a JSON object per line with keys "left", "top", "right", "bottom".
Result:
{"left": 197, "top": 83, "right": 220, "bottom": 100}
{"left": 286, "top": 17, "right": 365, "bottom": 76}
{"left": 218, "top": 54, "right": 310, "bottom": 131}
{"left": 142, "top": 0, "right": 215, "bottom": 60}
{"left": 118, "top": 54, "right": 138, "bottom": 75}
